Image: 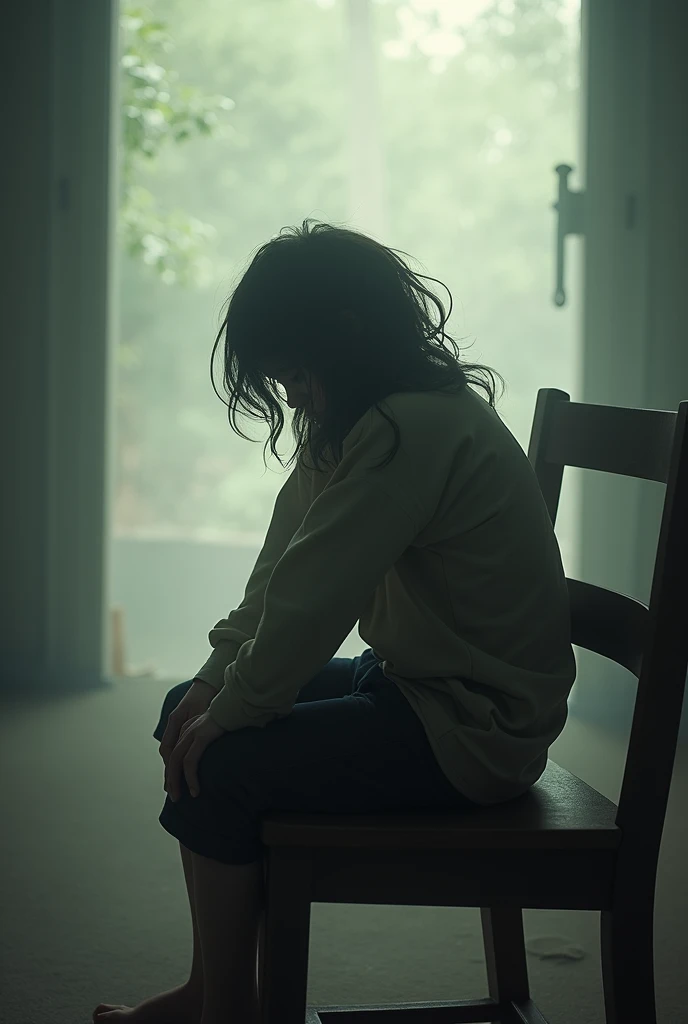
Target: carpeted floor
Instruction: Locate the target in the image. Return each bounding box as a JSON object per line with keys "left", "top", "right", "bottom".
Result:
{"left": 1, "top": 678, "right": 686, "bottom": 1024}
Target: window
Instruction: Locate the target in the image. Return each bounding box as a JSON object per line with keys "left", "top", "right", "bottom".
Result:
{"left": 110, "top": 0, "right": 581, "bottom": 680}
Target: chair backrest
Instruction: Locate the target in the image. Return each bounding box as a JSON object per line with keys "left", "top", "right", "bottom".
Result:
{"left": 527, "top": 389, "right": 688, "bottom": 860}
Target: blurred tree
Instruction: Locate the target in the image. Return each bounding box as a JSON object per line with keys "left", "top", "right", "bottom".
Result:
{"left": 115, "top": 5, "right": 240, "bottom": 535}
{"left": 114, "top": 0, "right": 580, "bottom": 538}
{"left": 119, "top": 6, "right": 235, "bottom": 285}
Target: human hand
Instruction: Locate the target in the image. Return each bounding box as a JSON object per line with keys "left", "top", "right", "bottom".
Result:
{"left": 164, "top": 710, "right": 227, "bottom": 801}
{"left": 159, "top": 679, "right": 217, "bottom": 767}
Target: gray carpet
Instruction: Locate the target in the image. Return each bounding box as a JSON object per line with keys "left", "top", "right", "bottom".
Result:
{"left": 1, "top": 679, "right": 686, "bottom": 1024}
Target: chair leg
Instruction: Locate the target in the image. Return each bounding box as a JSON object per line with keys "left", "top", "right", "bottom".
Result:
{"left": 260, "top": 850, "right": 313, "bottom": 1024}
{"left": 600, "top": 904, "right": 656, "bottom": 1024}
{"left": 480, "top": 906, "right": 530, "bottom": 1009}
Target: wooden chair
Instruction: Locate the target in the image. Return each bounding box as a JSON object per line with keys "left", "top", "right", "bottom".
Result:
{"left": 258, "top": 388, "right": 688, "bottom": 1024}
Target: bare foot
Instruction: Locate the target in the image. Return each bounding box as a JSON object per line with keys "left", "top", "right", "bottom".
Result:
{"left": 92, "top": 982, "right": 202, "bottom": 1023}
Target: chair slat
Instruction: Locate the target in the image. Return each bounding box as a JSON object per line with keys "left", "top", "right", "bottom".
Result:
{"left": 313, "top": 999, "right": 501, "bottom": 1024}
{"left": 545, "top": 401, "right": 675, "bottom": 483}
{"left": 568, "top": 578, "right": 648, "bottom": 677}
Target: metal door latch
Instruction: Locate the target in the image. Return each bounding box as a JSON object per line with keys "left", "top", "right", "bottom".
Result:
{"left": 552, "top": 163, "right": 585, "bottom": 307}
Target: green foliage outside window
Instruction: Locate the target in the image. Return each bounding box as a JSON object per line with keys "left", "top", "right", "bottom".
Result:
{"left": 115, "top": 0, "right": 579, "bottom": 538}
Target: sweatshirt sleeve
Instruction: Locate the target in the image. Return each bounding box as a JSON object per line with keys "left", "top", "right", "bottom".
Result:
{"left": 193, "top": 458, "right": 319, "bottom": 692}
{"left": 207, "top": 412, "right": 422, "bottom": 732}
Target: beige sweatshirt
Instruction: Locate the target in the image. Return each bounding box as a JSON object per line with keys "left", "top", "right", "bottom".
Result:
{"left": 196, "top": 386, "right": 576, "bottom": 805}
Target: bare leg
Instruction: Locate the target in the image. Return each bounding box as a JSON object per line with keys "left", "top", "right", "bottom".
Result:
{"left": 92, "top": 843, "right": 204, "bottom": 1023}
{"left": 180, "top": 842, "right": 205, "bottom": 999}
{"left": 191, "top": 851, "right": 264, "bottom": 1024}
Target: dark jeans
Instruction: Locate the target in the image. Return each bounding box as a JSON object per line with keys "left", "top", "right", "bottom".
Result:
{"left": 153, "top": 647, "right": 477, "bottom": 863}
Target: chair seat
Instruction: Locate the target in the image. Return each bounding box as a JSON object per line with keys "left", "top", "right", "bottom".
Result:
{"left": 261, "top": 759, "right": 621, "bottom": 852}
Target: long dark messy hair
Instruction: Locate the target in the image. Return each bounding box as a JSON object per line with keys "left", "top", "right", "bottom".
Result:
{"left": 210, "top": 220, "right": 506, "bottom": 472}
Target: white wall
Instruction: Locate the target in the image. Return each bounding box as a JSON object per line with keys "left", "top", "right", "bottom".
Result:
{"left": 1, "top": 1, "right": 53, "bottom": 686}
{"left": 1, "top": 0, "right": 117, "bottom": 692}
